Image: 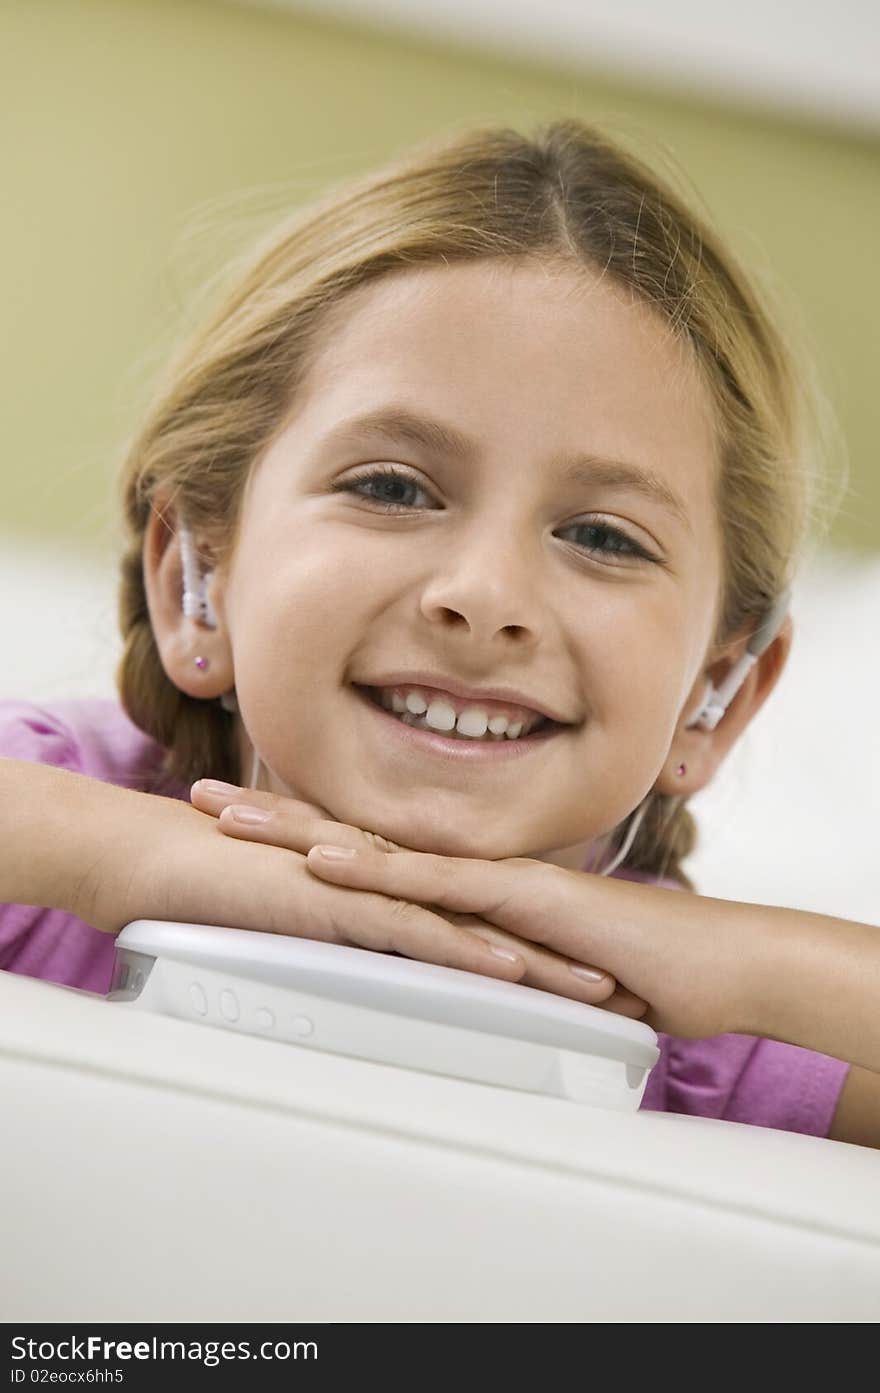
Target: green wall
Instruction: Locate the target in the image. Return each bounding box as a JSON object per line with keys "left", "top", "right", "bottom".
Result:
{"left": 1, "top": 0, "right": 878, "bottom": 555}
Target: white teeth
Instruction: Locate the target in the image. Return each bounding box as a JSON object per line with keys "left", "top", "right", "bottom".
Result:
{"left": 456, "top": 706, "right": 489, "bottom": 738}
{"left": 425, "top": 699, "right": 457, "bottom": 732}
{"left": 369, "top": 685, "right": 544, "bottom": 741}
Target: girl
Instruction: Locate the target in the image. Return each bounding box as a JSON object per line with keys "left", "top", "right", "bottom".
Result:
{"left": 3, "top": 120, "right": 878, "bottom": 1148}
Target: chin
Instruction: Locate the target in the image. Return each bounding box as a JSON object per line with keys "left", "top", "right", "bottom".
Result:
{"left": 345, "top": 804, "right": 521, "bottom": 860}
{"left": 322, "top": 780, "right": 565, "bottom": 858}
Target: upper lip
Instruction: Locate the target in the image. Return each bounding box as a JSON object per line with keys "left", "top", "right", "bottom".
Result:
{"left": 355, "top": 672, "right": 576, "bottom": 726}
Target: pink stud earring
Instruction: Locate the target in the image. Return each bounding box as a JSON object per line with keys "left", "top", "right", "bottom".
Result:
{"left": 194, "top": 656, "right": 209, "bottom": 671}
{"left": 675, "top": 763, "right": 686, "bottom": 777}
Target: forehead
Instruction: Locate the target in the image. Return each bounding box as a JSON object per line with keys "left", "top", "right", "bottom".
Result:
{"left": 286, "top": 258, "right": 720, "bottom": 529}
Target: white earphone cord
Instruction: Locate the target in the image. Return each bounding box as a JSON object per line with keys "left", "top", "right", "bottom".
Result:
{"left": 598, "top": 800, "right": 649, "bottom": 877}
{"left": 248, "top": 746, "right": 262, "bottom": 791}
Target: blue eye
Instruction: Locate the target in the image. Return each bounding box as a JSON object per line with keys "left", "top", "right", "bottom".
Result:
{"left": 557, "top": 521, "right": 652, "bottom": 561}
{"left": 334, "top": 467, "right": 656, "bottom": 564}
{"left": 337, "top": 467, "right": 432, "bottom": 510}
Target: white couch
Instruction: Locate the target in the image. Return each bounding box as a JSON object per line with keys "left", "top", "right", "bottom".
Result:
{"left": 2, "top": 967, "right": 879, "bottom": 1323}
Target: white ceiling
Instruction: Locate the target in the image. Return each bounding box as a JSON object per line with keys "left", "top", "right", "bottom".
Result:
{"left": 243, "top": 0, "right": 880, "bottom": 133}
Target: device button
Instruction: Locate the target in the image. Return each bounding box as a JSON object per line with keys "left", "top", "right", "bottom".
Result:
{"left": 255, "top": 1006, "right": 275, "bottom": 1030}
{"left": 292, "top": 1015, "right": 314, "bottom": 1038}
{"left": 220, "top": 989, "right": 240, "bottom": 1023}
{"left": 189, "top": 982, "right": 208, "bottom": 1017}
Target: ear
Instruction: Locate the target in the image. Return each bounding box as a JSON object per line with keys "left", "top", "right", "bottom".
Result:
{"left": 142, "top": 496, "right": 235, "bottom": 701}
{"left": 654, "top": 613, "right": 794, "bottom": 797}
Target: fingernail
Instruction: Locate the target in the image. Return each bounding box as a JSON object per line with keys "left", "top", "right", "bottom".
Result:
{"left": 230, "top": 806, "right": 271, "bottom": 825}
{"left": 570, "top": 964, "right": 608, "bottom": 982}
{"left": 194, "top": 779, "right": 241, "bottom": 795}
{"left": 313, "top": 844, "right": 357, "bottom": 860}
{"left": 488, "top": 946, "right": 521, "bottom": 963}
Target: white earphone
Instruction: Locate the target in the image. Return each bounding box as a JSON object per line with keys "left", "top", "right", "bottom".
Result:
{"left": 684, "top": 590, "right": 791, "bottom": 732}
{"left": 179, "top": 526, "right": 218, "bottom": 629}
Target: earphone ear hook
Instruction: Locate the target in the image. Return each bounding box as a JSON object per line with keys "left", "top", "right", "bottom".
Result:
{"left": 179, "top": 525, "right": 219, "bottom": 628}
{"left": 685, "top": 589, "right": 791, "bottom": 732}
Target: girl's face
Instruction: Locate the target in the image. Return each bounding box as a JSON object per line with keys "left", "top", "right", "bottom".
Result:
{"left": 215, "top": 258, "right": 723, "bottom": 863}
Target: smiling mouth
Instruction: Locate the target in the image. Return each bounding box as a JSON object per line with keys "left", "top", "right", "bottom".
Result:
{"left": 354, "top": 684, "right": 568, "bottom": 743}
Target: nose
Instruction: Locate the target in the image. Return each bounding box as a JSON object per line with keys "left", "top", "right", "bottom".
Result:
{"left": 418, "top": 524, "right": 545, "bottom": 646}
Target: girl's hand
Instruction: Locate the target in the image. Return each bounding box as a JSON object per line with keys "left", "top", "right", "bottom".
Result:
{"left": 298, "top": 840, "right": 761, "bottom": 1040}
{"left": 58, "top": 775, "right": 522, "bottom": 988}
{"left": 190, "top": 780, "right": 648, "bottom": 1018}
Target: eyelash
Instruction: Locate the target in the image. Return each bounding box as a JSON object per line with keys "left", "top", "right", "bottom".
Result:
{"left": 332, "top": 465, "right": 659, "bottom": 564}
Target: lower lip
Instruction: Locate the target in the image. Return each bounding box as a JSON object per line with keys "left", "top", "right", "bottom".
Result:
{"left": 353, "top": 686, "right": 568, "bottom": 763}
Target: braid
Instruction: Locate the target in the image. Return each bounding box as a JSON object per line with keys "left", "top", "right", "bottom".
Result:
{"left": 624, "top": 794, "right": 698, "bottom": 890}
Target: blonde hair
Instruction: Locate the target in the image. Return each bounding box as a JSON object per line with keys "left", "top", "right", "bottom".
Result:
{"left": 117, "top": 118, "right": 835, "bottom": 887}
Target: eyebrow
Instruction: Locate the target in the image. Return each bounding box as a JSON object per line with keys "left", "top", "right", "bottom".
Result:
{"left": 323, "top": 406, "right": 692, "bottom": 532}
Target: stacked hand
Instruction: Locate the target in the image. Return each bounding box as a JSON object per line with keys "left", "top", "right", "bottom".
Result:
{"left": 190, "top": 781, "right": 760, "bottom": 1040}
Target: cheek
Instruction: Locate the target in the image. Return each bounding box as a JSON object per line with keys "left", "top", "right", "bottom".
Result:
{"left": 229, "top": 538, "right": 397, "bottom": 705}
{"left": 572, "top": 598, "right": 683, "bottom": 710}
{"left": 255, "top": 519, "right": 408, "bottom": 610}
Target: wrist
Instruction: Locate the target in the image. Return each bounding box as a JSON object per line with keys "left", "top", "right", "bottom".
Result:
{"left": 54, "top": 773, "right": 160, "bottom": 932}
{"left": 46, "top": 771, "right": 190, "bottom": 934}
{"left": 724, "top": 900, "right": 791, "bottom": 1038}
{"left": 728, "top": 900, "right": 842, "bottom": 1046}
{"left": 690, "top": 893, "right": 788, "bottom": 1039}
{"left": 734, "top": 905, "right": 880, "bottom": 1068}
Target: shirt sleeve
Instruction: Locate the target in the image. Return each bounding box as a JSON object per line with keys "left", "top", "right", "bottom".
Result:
{"left": 0, "top": 699, "right": 81, "bottom": 771}
{"left": 651, "top": 1032, "right": 851, "bottom": 1139}
{"left": 0, "top": 701, "right": 117, "bottom": 993}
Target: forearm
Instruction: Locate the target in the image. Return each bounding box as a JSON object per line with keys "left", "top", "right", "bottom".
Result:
{"left": 0, "top": 757, "right": 170, "bottom": 931}
{"left": 737, "top": 900, "right": 880, "bottom": 1072}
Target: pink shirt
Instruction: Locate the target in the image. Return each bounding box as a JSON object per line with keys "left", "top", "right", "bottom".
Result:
{"left": 1, "top": 698, "right": 850, "bottom": 1137}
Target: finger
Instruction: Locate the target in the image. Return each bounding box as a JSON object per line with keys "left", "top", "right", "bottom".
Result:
{"left": 306, "top": 843, "right": 581, "bottom": 954}
{"left": 600, "top": 986, "right": 651, "bottom": 1020}
{"left": 439, "top": 914, "right": 650, "bottom": 1016}
{"left": 314, "top": 888, "right": 527, "bottom": 981}
{"left": 219, "top": 804, "right": 403, "bottom": 855}
{"left": 203, "top": 818, "right": 654, "bottom": 1020}
{"left": 191, "top": 780, "right": 331, "bottom": 823}
{"left": 447, "top": 915, "right": 618, "bottom": 1007}
{"left": 191, "top": 781, "right": 403, "bottom": 856}
{"left": 206, "top": 838, "right": 527, "bottom": 982}
{"left": 308, "top": 849, "right": 647, "bottom": 1012}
